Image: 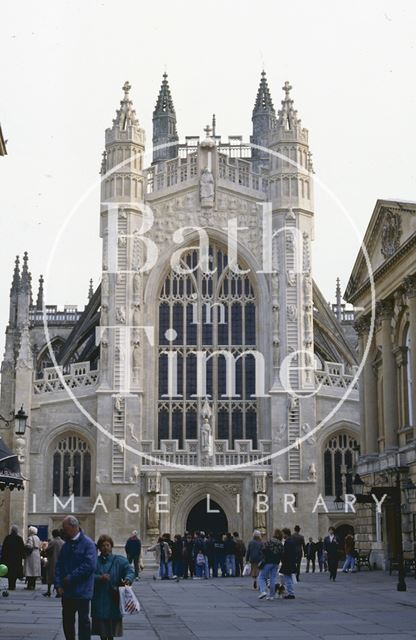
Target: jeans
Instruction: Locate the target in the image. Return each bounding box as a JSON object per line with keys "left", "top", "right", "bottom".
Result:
{"left": 213, "top": 556, "right": 226, "bottom": 577}
{"left": 283, "top": 574, "right": 294, "bottom": 596}
{"left": 159, "top": 561, "right": 169, "bottom": 579}
{"left": 342, "top": 554, "right": 355, "bottom": 572}
{"left": 127, "top": 554, "right": 140, "bottom": 578}
{"left": 62, "top": 597, "right": 91, "bottom": 640}
{"left": 225, "top": 554, "right": 235, "bottom": 576}
{"left": 258, "top": 563, "right": 278, "bottom": 597}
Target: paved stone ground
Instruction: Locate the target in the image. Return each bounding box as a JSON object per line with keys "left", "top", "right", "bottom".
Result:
{"left": 0, "top": 569, "right": 415, "bottom": 640}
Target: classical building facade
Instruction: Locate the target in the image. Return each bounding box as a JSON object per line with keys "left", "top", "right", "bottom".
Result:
{"left": 0, "top": 74, "right": 360, "bottom": 548}
{"left": 346, "top": 199, "right": 416, "bottom": 568}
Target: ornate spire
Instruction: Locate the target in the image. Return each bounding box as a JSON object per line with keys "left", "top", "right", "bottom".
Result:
{"left": 277, "top": 81, "right": 301, "bottom": 130}
{"left": 335, "top": 277, "right": 342, "bottom": 321}
{"left": 36, "top": 275, "right": 44, "bottom": 311}
{"left": 152, "top": 72, "right": 179, "bottom": 163}
{"left": 88, "top": 278, "right": 94, "bottom": 301}
{"left": 11, "top": 255, "right": 20, "bottom": 294}
{"left": 153, "top": 72, "right": 176, "bottom": 116}
{"left": 113, "top": 81, "right": 139, "bottom": 130}
{"left": 20, "top": 251, "right": 31, "bottom": 293}
{"left": 253, "top": 71, "right": 275, "bottom": 114}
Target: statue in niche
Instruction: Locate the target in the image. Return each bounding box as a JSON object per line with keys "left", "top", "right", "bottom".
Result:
{"left": 200, "top": 399, "right": 213, "bottom": 456}
{"left": 133, "top": 273, "right": 141, "bottom": 298}
{"left": 308, "top": 463, "right": 317, "bottom": 481}
{"left": 132, "top": 343, "right": 140, "bottom": 383}
{"left": 133, "top": 305, "right": 140, "bottom": 326}
{"left": 101, "top": 274, "right": 109, "bottom": 299}
{"left": 116, "top": 306, "right": 126, "bottom": 324}
{"left": 303, "top": 271, "right": 312, "bottom": 300}
{"left": 286, "top": 270, "right": 296, "bottom": 287}
{"left": 287, "top": 304, "right": 297, "bottom": 322}
{"left": 147, "top": 496, "right": 159, "bottom": 531}
{"left": 200, "top": 168, "right": 214, "bottom": 208}
{"left": 114, "top": 394, "right": 123, "bottom": 413}
{"left": 100, "top": 339, "right": 108, "bottom": 373}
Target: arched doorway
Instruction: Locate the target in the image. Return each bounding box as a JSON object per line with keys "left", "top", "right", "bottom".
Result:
{"left": 335, "top": 524, "right": 354, "bottom": 560}
{"left": 186, "top": 498, "right": 228, "bottom": 536}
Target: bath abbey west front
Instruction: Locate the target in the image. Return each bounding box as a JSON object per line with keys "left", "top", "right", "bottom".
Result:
{"left": 0, "top": 73, "right": 360, "bottom": 546}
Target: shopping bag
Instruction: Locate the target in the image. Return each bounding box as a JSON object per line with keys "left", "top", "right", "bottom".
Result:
{"left": 119, "top": 585, "right": 141, "bottom": 615}
{"left": 242, "top": 563, "right": 251, "bottom": 577}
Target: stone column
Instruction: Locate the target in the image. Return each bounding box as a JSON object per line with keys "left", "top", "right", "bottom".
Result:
{"left": 404, "top": 275, "right": 416, "bottom": 438}
{"left": 355, "top": 316, "right": 378, "bottom": 455}
{"left": 377, "top": 300, "right": 398, "bottom": 450}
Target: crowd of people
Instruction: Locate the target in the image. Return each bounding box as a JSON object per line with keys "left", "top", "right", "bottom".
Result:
{"left": 0, "top": 519, "right": 356, "bottom": 639}
{"left": 143, "top": 525, "right": 356, "bottom": 598}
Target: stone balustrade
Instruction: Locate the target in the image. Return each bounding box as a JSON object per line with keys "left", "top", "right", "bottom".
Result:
{"left": 33, "top": 362, "right": 99, "bottom": 394}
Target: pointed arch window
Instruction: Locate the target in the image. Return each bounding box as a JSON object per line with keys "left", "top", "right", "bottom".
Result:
{"left": 52, "top": 435, "right": 91, "bottom": 497}
{"left": 323, "top": 432, "right": 358, "bottom": 496}
{"left": 157, "top": 243, "right": 258, "bottom": 449}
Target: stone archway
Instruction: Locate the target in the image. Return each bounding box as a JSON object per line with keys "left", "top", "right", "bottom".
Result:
{"left": 186, "top": 497, "right": 228, "bottom": 536}
{"left": 169, "top": 482, "right": 240, "bottom": 536}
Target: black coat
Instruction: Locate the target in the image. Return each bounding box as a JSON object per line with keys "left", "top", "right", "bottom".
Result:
{"left": 1, "top": 531, "right": 25, "bottom": 581}
{"left": 324, "top": 535, "right": 339, "bottom": 561}
{"left": 279, "top": 537, "right": 297, "bottom": 575}
{"left": 305, "top": 542, "right": 316, "bottom": 559}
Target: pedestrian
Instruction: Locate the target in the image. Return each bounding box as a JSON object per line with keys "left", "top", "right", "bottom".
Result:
{"left": 212, "top": 533, "right": 226, "bottom": 577}
{"left": 24, "top": 525, "right": 42, "bottom": 590}
{"left": 342, "top": 534, "right": 356, "bottom": 573}
{"left": 91, "top": 534, "right": 134, "bottom": 640}
{"left": 316, "top": 536, "right": 327, "bottom": 572}
{"left": 258, "top": 529, "right": 283, "bottom": 601}
{"left": 147, "top": 537, "right": 171, "bottom": 580}
{"left": 55, "top": 515, "right": 97, "bottom": 640}
{"left": 224, "top": 532, "right": 236, "bottom": 577}
{"left": 0, "top": 524, "right": 25, "bottom": 590}
{"left": 124, "top": 531, "right": 141, "bottom": 581}
{"left": 245, "top": 530, "right": 263, "bottom": 590}
{"left": 292, "top": 525, "right": 305, "bottom": 581}
{"left": 162, "top": 533, "right": 174, "bottom": 578}
{"left": 324, "top": 526, "right": 339, "bottom": 581}
{"left": 43, "top": 529, "right": 64, "bottom": 597}
{"left": 279, "top": 528, "right": 297, "bottom": 599}
{"left": 305, "top": 537, "right": 316, "bottom": 573}
{"left": 182, "top": 533, "right": 195, "bottom": 579}
{"left": 171, "top": 534, "right": 184, "bottom": 579}
{"left": 205, "top": 532, "right": 215, "bottom": 577}
{"left": 233, "top": 532, "right": 246, "bottom": 577}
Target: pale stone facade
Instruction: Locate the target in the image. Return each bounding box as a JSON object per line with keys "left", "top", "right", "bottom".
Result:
{"left": 346, "top": 199, "right": 416, "bottom": 568}
{"left": 0, "top": 74, "right": 360, "bottom": 549}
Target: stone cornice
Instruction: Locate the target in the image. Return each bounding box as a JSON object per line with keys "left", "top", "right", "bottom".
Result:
{"left": 346, "top": 231, "right": 416, "bottom": 304}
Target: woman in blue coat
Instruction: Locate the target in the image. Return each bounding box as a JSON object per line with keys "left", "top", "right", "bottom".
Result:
{"left": 92, "top": 535, "right": 135, "bottom": 640}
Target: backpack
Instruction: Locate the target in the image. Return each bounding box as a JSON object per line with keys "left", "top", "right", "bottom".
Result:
{"left": 196, "top": 552, "right": 205, "bottom": 566}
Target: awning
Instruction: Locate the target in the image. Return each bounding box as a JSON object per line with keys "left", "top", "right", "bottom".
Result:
{"left": 0, "top": 438, "right": 24, "bottom": 491}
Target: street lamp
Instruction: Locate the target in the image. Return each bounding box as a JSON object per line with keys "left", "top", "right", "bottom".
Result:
{"left": 14, "top": 406, "right": 29, "bottom": 436}
{"left": 0, "top": 405, "right": 29, "bottom": 435}
{"left": 404, "top": 478, "right": 416, "bottom": 501}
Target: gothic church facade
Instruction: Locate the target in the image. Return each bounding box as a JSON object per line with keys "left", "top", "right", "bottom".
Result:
{"left": 0, "top": 73, "right": 360, "bottom": 547}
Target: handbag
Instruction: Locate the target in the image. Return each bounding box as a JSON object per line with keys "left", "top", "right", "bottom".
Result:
{"left": 25, "top": 545, "right": 34, "bottom": 556}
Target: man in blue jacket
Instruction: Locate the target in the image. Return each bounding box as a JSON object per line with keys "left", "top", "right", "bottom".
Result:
{"left": 55, "top": 516, "right": 97, "bottom": 640}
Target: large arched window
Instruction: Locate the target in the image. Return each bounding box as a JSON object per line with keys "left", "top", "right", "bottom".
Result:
{"left": 36, "top": 337, "right": 66, "bottom": 378}
{"left": 323, "top": 432, "right": 358, "bottom": 496}
{"left": 52, "top": 435, "right": 91, "bottom": 496}
{"left": 157, "top": 243, "right": 257, "bottom": 449}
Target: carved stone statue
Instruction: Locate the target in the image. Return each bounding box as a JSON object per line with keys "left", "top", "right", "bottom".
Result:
{"left": 200, "top": 168, "right": 214, "bottom": 208}
{"left": 308, "top": 463, "right": 317, "bottom": 481}
{"left": 147, "top": 496, "right": 159, "bottom": 531}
